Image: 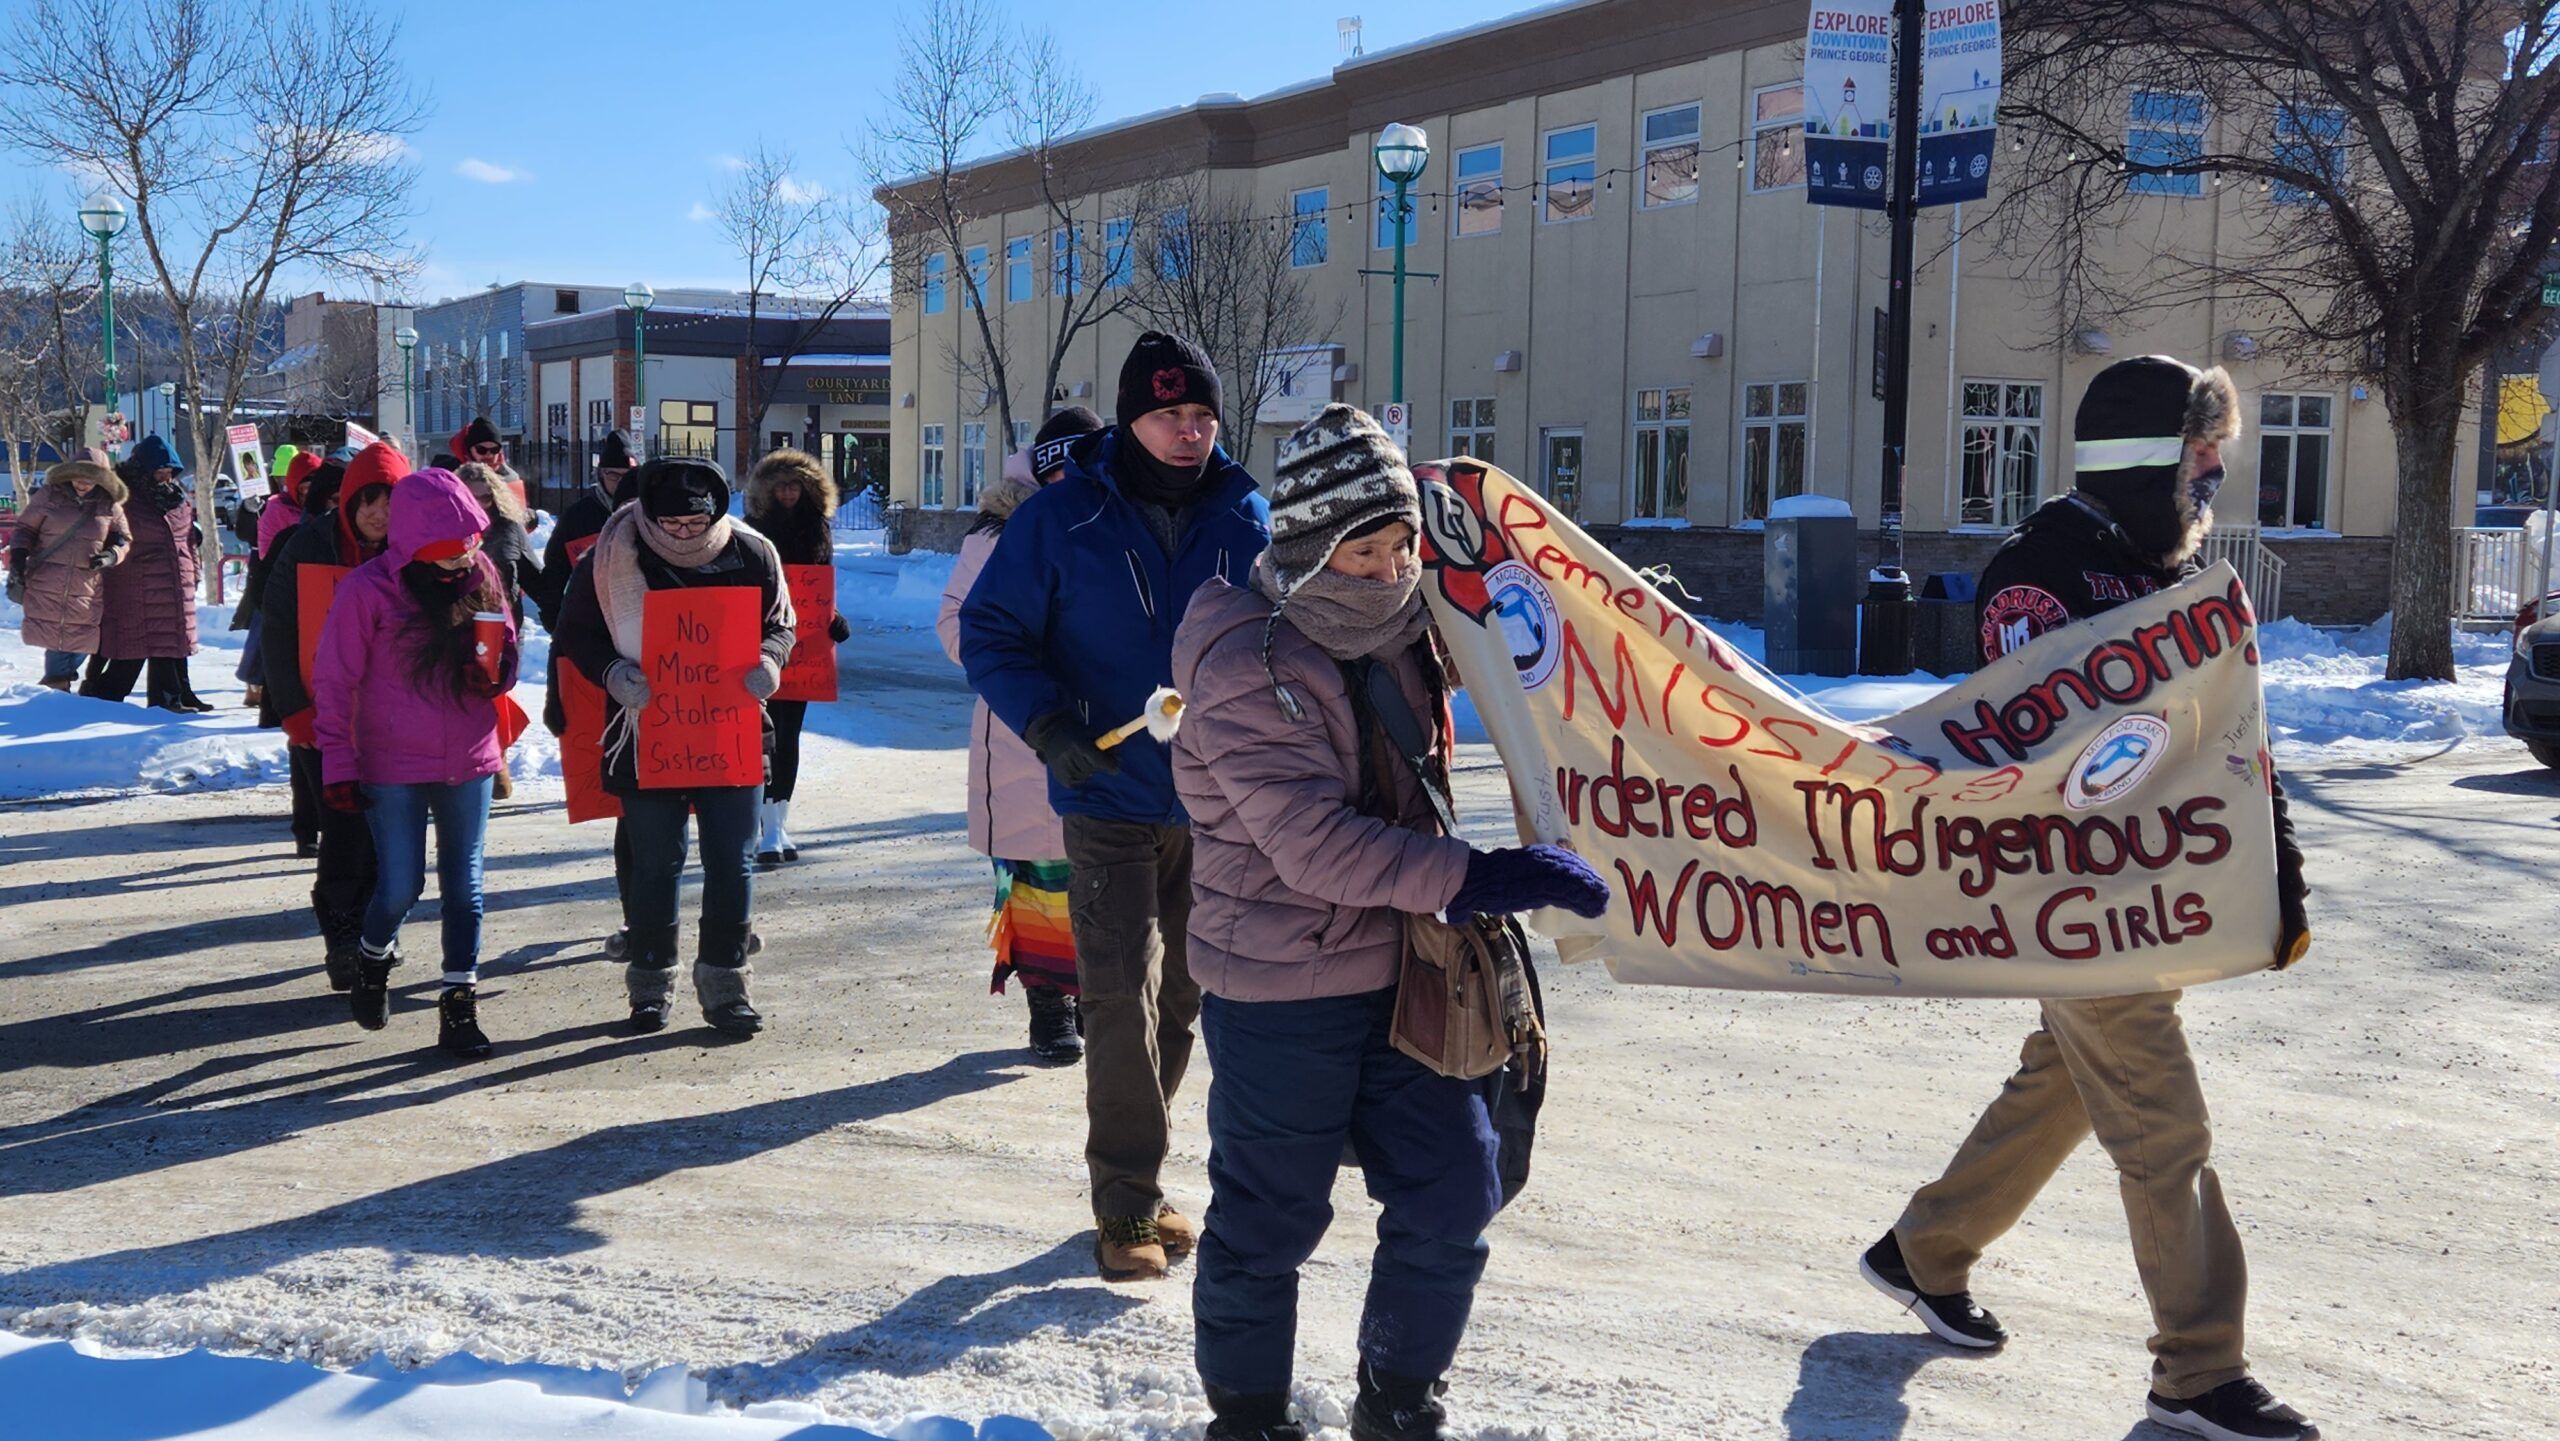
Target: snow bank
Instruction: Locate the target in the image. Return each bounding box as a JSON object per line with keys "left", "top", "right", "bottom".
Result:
{"left": 3, "top": 1329, "right": 1055, "bottom": 1440}
{"left": 835, "top": 539, "right": 958, "bottom": 633}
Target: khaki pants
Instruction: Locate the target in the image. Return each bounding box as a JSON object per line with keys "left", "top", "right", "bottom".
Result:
{"left": 1062, "top": 815, "right": 1201, "bottom": 1220}
{"left": 1892, "top": 991, "right": 2249, "bottom": 1399}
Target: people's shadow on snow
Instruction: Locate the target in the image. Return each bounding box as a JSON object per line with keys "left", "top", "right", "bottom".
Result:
{"left": 0, "top": 1049, "right": 1029, "bottom": 1309}
{"left": 1781, "top": 1330, "right": 1992, "bottom": 1440}
{"left": 709, "top": 1234, "right": 1142, "bottom": 1400}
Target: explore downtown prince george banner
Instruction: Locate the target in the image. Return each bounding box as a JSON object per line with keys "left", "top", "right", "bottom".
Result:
{"left": 1416, "top": 461, "right": 2286, "bottom": 999}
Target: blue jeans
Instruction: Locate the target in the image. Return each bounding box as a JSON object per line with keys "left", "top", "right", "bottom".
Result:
{"left": 42, "top": 650, "right": 83, "bottom": 683}
{"left": 361, "top": 776, "right": 494, "bottom": 985}
{"left": 621, "top": 785, "right": 760, "bottom": 943}
{"left": 1193, "top": 987, "right": 1503, "bottom": 1396}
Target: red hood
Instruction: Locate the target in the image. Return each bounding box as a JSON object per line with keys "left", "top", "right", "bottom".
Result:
{"left": 283, "top": 452, "right": 324, "bottom": 505}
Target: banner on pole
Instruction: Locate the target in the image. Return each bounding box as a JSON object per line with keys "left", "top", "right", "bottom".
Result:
{"left": 1416, "top": 460, "right": 2284, "bottom": 999}
{"left": 1804, "top": 0, "right": 1895, "bottom": 210}
{"left": 636, "top": 588, "right": 763, "bottom": 789}
{"left": 1918, "top": 0, "right": 2002, "bottom": 205}
{"left": 777, "top": 564, "right": 840, "bottom": 702}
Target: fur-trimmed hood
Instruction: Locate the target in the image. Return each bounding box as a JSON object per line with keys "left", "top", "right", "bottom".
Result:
{"left": 43, "top": 459, "right": 126, "bottom": 505}
{"left": 2183, "top": 363, "right": 2240, "bottom": 446}
{"left": 745, "top": 448, "right": 837, "bottom": 519}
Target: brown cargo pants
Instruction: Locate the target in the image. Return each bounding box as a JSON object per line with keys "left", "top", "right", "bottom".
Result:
{"left": 1891, "top": 990, "right": 2250, "bottom": 1400}
{"left": 1062, "top": 815, "right": 1201, "bottom": 1221}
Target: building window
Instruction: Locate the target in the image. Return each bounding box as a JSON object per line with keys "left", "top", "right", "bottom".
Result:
{"left": 2127, "top": 91, "right": 2205, "bottom": 197}
{"left": 920, "top": 423, "right": 946, "bottom": 508}
{"left": 554, "top": 288, "right": 580, "bottom": 314}
{"left": 1158, "top": 206, "right": 1191, "bottom": 280}
{"left": 1291, "top": 188, "right": 1330, "bottom": 267}
{"left": 1453, "top": 142, "right": 1503, "bottom": 237}
{"left": 546, "top": 402, "right": 568, "bottom": 439}
{"left": 587, "top": 398, "right": 612, "bottom": 436}
{"left": 1960, "top": 381, "right": 2045, "bottom": 528}
{"left": 1739, "top": 381, "right": 1809, "bottom": 520}
{"left": 1753, "top": 83, "right": 1806, "bottom": 192}
{"left": 1010, "top": 419, "right": 1032, "bottom": 455}
{"left": 477, "top": 336, "right": 489, "bottom": 388}
{"left": 1543, "top": 125, "right": 1597, "bottom": 222}
{"left": 1375, "top": 171, "right": 1418, "bottom": 250}
{"left": 923, "top": 253, "right": 947, "bottom": 314}
{"left": 1449, "top": 397, "right": 1496, "bottom": 459}
{"left": 2258, "top": 393, "right": 2332, "bottom": 528}
{"left": 1005, "top": 236, "right": 1034, "bottom": 303}
{"left": 770, "top": 430, "right": 794, "bottom": 454}
{"left": 1631, "top": 387, "right": 1692, "bottom": 520}
{"left": 660, "top": 400, "right": 717, "bottom": 458}
{"left": 1103, "top": 217, "right": 1134, "bottom": 289}
{"left": 2273, "top": 104, "right": 2348, "bottom": 203}
{"left": 1641, "top": 103, "right": 1703, "bottom": 208}
{"left": 1052, "top": 227, "right": 1084, "bottom": 295}
{"left": 962, "top": 421, "right": 987, "bottom": 505}
{"left": 964, "top": 245, "right": 988, "bottom": 308}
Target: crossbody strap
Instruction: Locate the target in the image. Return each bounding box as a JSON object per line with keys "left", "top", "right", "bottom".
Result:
{"left": 1349, "top": 653, "right": 1461, "bottom": 840}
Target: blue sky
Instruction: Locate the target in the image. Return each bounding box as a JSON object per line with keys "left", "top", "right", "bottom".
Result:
{"left": 3, "top": 0, "right": 1526, "bottom": 305}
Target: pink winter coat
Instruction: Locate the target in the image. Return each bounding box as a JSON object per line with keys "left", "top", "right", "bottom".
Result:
{"left": 9, "top": 473, "right": 129, "bottom": 652}
{"left": 1171, "top": 577, "right": 1471, "bottom": 1003}
{"left": 95, "top": 481, "right": 199, "bottom": 661}
{"left": 256, "top": 493, "right": 303, "bottom": 558}
{"left": 940, "top": 524, "right": 1068, "bottom": 861}
{"left": 312, "top": 468, "right": 520, "bottom": 787}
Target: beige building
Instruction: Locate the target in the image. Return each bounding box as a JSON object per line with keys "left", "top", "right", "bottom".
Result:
{"left": 885, "top": 0, "right": 2450, "bottom": 623}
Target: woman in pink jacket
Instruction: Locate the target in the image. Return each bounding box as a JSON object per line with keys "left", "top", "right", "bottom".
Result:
{"left": 937, "top": 407, "right": 1105, "bottom": 1063}
{"left": 312, "top": 466, "right": 519, "bottom": 1059}
{"left": 1171, "top": 406, "right": 1608, "bottom": 1441}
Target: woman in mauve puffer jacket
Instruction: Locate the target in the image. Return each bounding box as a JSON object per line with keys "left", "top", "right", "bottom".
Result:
{"left": 312, "top": 465, "right": 518, "bottom": 1060}
{"left": 1169, "top": 404, "right": 1608, "bottom": 1441}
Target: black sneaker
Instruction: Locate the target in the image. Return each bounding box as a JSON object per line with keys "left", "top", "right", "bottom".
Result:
{"left": 2148, "top": 1379, "right": 2319, "bottom": 1441}
{"left": 1351, "top": 1361, "right": 1460, "bottom": 1441}
{"left": 1859, "top": 1232, "right": 2006, "bottom": 1349}
{"left": 437, "top": 986, "right": 493, "bottom": 1058}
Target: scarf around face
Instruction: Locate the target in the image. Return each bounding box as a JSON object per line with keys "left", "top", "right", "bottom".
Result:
{"left": 590, "top": 504, "right": 792, "bottom": 662}
{"left": 1250, "top": 554, "right": 1430, "bottom": 662}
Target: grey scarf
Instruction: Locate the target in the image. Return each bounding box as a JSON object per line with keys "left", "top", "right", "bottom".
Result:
{"left": 1251, "top": 554, "right": 1429, "bottom": 662}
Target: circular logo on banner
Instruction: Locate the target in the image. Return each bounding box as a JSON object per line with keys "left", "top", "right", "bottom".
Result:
{"left": 1863, "top": 164, "right": 1886, "bottom": 192}
{"left": 2065, "top": 715, "right": 2174, "bottom": 812}
{"left": 1421, "top": 478, "right": 1485, "bottom": 568}
{"left": 1484, "top": 559, "right": 1562, "bottom": 691}
{"left": 1970, "top": 153, "right": 1990, "bottom": 179}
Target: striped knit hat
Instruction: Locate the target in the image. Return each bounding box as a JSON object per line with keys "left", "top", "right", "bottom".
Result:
{"left": 2073, "top": 356, "right": 2240, "bottom": 482}
{"left": 1267, "top": 403, "right": 1421, "bottom": 595}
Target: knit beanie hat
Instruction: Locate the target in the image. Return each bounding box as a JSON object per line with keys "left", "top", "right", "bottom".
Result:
{"left": 2073, "top": 356, "right": 2240, "bottom": 487}
{"left": 1115, "top": 332, "right": 1221, "bottom": 430}
{"left": 640, "top": 458, "right": 729, "bottom": 520}
{"left": 269, "top": 444, "right": 301, "bottom": 479}
{"left": 595, "top": 430, "right": 635, "bottom": 473}
{"left": 1030, "top": 405, "right": 1105, "bottom": 478}
{"left": 1266, "top": 403, "right": 1421, "bottom": 595}
{"left": 460, "top": 416, "right": 502, "bottom": 452}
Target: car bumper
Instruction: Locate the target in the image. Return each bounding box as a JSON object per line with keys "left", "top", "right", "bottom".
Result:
{"left": 2503, "top": 651, "right": 2560, "bottom": 741}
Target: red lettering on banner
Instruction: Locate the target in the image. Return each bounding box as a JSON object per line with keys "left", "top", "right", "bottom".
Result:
{"left": 638, "top": 588, "right": 763, "bottom": 788}
{"left": 1560, "top": 619, "right": 1652, "bottom": 731}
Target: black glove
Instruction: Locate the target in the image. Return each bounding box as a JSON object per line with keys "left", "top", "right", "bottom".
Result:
{"left": 89, "top": 547, "right": 117, "bottom": 570}
{"left": 3, "top": 564, "right": 22, "bottom": 603}
{"left": 828, "top": 611, "right": 851, "bottom": 644}
{"left": 1024, "top": 711, "right": 1121, "bottom": 790}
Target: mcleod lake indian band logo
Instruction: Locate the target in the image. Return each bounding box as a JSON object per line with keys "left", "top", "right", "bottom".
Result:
{"left": 1483, "top": 559, "right": 1563, "bottom": 691}
{"left": 2064, "top": 714, "right": 2174, "bottom": 811}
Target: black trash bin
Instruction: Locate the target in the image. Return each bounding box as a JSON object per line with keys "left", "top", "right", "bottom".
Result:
{"left": 1912, "top": 571, "right": 1980, "bottom": 675}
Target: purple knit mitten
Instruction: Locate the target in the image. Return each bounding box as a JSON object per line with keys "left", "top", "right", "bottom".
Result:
{"left": 1447, "top": 844, "right": 1611, "bottom": 921}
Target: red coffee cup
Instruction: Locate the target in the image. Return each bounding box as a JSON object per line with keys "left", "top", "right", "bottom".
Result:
{"left": 471, "top": 612, "right": 507, "bottom": 687}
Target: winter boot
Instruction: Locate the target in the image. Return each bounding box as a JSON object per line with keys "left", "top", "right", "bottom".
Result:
{"left": 756, "top": 801, "right": 785, "bottom": 870}
{"left": 775, "top": 800, "right": 798, "bottom": 862}
{"left": 438, "top": 985, "right": 493, "bottom": 1058}
{"left": 694, "top": 922, "right": 762, "bottom": 1036}
{"left": 350, "top": 940, "right": 398, "bottom": 1031}
{"left": 1093, "top": 1215, "right": 1168, "bottom": 1282}
{"left": 1350, "top": 1362, "right": 1461, "bottom": 1441}
{"left": 1026, "top": 985, "right": 1084, "bottom": 1064}
{"left": 319, "top": 907, "right": 366, "bottom": 992}
{"left": 242, "top": 683, "right": 264, "bottom": 708}
{"left": 1154, "top": 1203, "right": 1197, "bottom": 1261}
{"left": 1860, "top": 1231, "right": 2007, "bottom": 1349}
{"left": 1204, "top": 1386, "right": 1307, "bottom": 1441}
{"left": 625, "top": 925, "right": 681, "bottom": 1033}
{"left": 38, "top": 676, "right": 72, "bottom": 693}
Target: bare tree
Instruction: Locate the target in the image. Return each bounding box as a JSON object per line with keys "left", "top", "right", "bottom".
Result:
{"left": 0, "top": 200, "right": 102, "bottom": 475}
{"left": 716, "top": 142, "right": 890, "bottom": 463}
{"left": 1134, "top": 183, "right": 1343, "bottom": 467}
{"left": 1978, "top": 0, "right": 2560, "bottom": 679}
{"left": 0, "top": 0, "right": 424, "bottom": 598}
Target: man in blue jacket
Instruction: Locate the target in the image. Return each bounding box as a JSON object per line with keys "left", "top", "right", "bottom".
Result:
{"left": 960, "top": 332, "right": 1270, "bottom": 1283}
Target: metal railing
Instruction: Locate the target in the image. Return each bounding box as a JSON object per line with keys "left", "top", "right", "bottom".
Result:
{"left": 2453, "top": 525, "right": 2560, "bottom": 626}
{"left": 2197, "top": 524, "right": 2286, "bottom": 621}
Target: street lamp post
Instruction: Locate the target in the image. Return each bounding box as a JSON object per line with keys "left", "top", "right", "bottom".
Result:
{"left": 623, "top": 282, "right": 655, "bottom": 455}
{"left": 77, "top": 190, "right": 128, "bottom": 419}
{"left": 1371, "top": 124, "right": 1431, "bottom": 413}
{"left": 394, "top": 325, "right": 418, "bottom": 458}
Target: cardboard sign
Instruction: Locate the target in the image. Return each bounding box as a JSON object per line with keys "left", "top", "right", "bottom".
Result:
{"left": 345, "top": 421, "right": 381, "bottom": 451}
{"left": 777, "top": 564, "right": 838, "bottom": 702}
{"left": 1417, "top": 460, "right": 2282, "bottom": 999}
{"left": 558, "top": 665, "right": 621, "bottom": 823}
{"left": 296, "top": 563, "right": 351, "bottom": 687}
{"left": 565, "top": 533, "right": 599, "bottom": 569}
{"left": 636, "top": 588, "right": 763, "bottom": 788}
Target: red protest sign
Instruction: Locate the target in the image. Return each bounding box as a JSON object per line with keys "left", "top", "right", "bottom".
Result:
{"left": 565, "top": 533, "right": 599, "bottom": 568}
{"left": 777, "top": 564, "right": 838, "bottom": 702}
{"left": 557, "top": 666, "right": 621, "bottom": 822}
{"left": 296, "top": 563, "right": 351, "bottom": 688}
{"left": 637, "top": 587, "right": 763, "bottom": 789}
